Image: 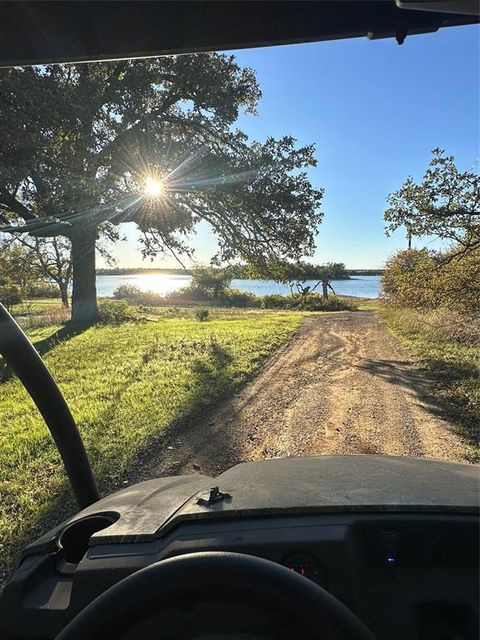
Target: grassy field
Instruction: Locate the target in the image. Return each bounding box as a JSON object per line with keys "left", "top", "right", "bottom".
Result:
{"left": 340, "top": 296, "right": 380, "bottom": 312}
{"left": 12, "top": 293, "right": 381, "bottom": 320}
{"left": 381, "top": 306, "right": 480, "bottom": 462}
{"left": 0, "top": 308, "right": 303, "bottom": 582}
{"left": 12, "top": 298, "right": 65, "bottom": 314}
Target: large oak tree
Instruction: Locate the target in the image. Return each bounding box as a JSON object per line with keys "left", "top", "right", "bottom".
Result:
{"left": 0, "top": 55, "right": 323, "bottom": 322}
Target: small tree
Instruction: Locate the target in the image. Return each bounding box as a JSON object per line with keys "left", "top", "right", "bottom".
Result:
{"left": 256, "top": 260, "right": 347, "bottom": 301}
{"left": 14, "top": 235, "right": 72, "bottom": 307}
{"left": 0, "top": 241, "right": 38, "bottom": 307}
{"left": 385, "top": 149, "right": 480, "bottom": 261}
{"left": 191, "top": 267, "right": 232, "bottom": 298}
{"left": 0, "top": 280, "right": 22, "bottom": 311}
{"left": 381, "top": 249, "right": 437, "bottom": 308}
{"left": 315, "top": 263, "right": 347, "bottom": 299}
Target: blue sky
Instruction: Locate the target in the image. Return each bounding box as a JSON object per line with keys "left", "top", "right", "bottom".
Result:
{"left": 104, "top": 24, "right": 479, "bottom": 269}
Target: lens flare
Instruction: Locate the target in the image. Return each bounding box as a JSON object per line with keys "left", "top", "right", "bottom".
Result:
{"left": 144, "top": 177, "right": 164, "bottom": 197}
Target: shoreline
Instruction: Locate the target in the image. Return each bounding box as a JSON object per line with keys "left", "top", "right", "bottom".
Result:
{"left": 96, "top": 269, "right": 384, "bottom": 278}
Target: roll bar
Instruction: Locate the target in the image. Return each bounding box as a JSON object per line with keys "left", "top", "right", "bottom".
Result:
{"left": 0, "top": 303, "right": 99, "bottom": 508}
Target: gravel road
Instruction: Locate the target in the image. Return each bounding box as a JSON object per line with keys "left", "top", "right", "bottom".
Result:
{"left": 139, "top": 311, "right": 467, "bottom": 480}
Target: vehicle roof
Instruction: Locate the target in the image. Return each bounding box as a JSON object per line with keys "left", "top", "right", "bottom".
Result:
{"left": 0, "top": 1, "right": 478, "bottom": 68}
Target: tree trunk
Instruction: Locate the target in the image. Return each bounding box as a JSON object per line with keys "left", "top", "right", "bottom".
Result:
{"left": 59, "top": 282, "right": 69, "bottom": 308}
{"left": 70, "top": 226, "right": 98, "bottom": 323}
{"left": 322, "top": 280, "right": 329, "bottom": 299}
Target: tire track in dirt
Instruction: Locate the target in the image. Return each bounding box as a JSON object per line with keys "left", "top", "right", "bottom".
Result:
{"left": 139, "top": 312, "right": 468, "bottom": 480}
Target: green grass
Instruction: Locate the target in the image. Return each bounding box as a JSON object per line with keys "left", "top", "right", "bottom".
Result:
{"left": 340, "top": 296, "right": 380, "bottom": 312}
{"left": 12, "top": 298, "right": 64, "bottom": 314}
{"left": 381, "top": 306, "right": 479, "bottom": 462}
{"left": 0, "top": 309, "right": 303, "bottom": 582}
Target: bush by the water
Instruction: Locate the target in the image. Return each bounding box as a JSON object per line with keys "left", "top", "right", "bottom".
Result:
{"left": 113, "top": 284, "right": 164, "bottom": 306}
{"left": 113, "top": 281, "right": 357, "bottom": 312}
{"left": 113, "top": 283, "right": 142, "bottom": 299}
{"left": 261, "top": 294, "right": 289, "bottom": 309}
{"left": 190, "top": 266, "right": 231, "bottom": 298}
{"left": 262, "top": 293, "right": 356, "bottom": 311}
{"left": 220, "top": 288, "right": 259, "bottom": 308}
{"left": 165, "top": 285, "right": 260, "bottom": 308}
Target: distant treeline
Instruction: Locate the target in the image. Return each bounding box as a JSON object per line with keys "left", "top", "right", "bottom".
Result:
{"left": 347, "top": 269, "right": 384, "bottom": 276}
{"left": 97, "top": 266, "right": 384, "bottom": 278}
{"left": 97, "top": 267, "right": 192, "bottom": 275}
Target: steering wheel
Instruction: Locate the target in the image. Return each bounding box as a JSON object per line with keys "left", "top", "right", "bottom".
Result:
{"left": 56, "top": 551, "right": 376, "bottom": 640}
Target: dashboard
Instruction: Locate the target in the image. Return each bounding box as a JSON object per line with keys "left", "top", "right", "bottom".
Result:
{"left": 0, "top": 455, "right": 478, "bottom": 639}
{"left": 1, "top": 512, "right": 477, "bottom": 640}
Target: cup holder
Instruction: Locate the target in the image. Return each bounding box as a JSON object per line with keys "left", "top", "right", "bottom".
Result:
{"left": 58, "top": 514, "right": 118, "bottom": 564}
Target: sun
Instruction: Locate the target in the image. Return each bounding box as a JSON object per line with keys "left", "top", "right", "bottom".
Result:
{"left": 144, "top": 176, "right": 164, "bottom": 197}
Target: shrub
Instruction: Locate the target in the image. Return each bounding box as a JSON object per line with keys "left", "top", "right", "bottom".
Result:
{"left": 382, "top": 247, "right": 480, "bottom": 314}
{"left": 220, "top": 288, "right": 259, "bottom": 308}
{"left": 98, "top": 299, "right": 138, "bottom": 323}
{"left": 294, "top": 293, "right": 357, "bottom": 311}
{"left": 195, "top": 308, "right": 209, "bottom": 322}
{"left": 114, "top": 284, "right": 166, "bottom": 306}
{"left": 261, "top": 294, "right": 291, "bottom": 309}
{"left": 434, "top": 250, "right": 480, "bottom": 315}
{"left": 26, "top": 281, "right": 59, "bottom": 299}
{"left": 113, "top": 283, "right": 142, "bottom": 300}
{"left": 261, "top": 292, "right": 355, "bottom": 311}
{"left": 165, "top": 285, "right": 209, "bottom": 303}
{"left": 0, "top": 283, "right": 22, "bottom": 310}
{"left": 381, "top": 249, "right": 438, "bottom": 309}
{"left": 165, "top": 286, "right": 259, "bottom": 308}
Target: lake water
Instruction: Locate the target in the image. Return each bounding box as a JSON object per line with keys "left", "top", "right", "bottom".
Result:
{"left": 97, "top": 274, "right": 381, "bottom": 299}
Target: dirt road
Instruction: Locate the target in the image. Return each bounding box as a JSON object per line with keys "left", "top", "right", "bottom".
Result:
{"left": 140, "top": 312, "right": 467, "bottom": 479}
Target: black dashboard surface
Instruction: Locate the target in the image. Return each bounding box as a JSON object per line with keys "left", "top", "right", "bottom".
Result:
{"left": 1, "top": 455, "right": 478, "bottom": 639}
{"left": 22, "top": 455, "right": 479, "bottom": 554}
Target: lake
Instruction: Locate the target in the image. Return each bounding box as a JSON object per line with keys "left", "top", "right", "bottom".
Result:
{"left": 97, "top": 274, "right": 381, "bottom": 299}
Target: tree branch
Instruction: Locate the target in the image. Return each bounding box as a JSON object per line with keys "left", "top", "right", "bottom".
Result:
{"left": 0, "top": 188, "right": 38, "bottom": 222}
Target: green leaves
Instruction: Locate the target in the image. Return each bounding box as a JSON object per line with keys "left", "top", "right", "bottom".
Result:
{"left": 0, "top": 55, "right": 323, "bottom": 321}
{"left": 384, "top": 149, "right": 480, "bottom": 260}
{"left": 381, "top": 247, "right": 480, "bottom": 314}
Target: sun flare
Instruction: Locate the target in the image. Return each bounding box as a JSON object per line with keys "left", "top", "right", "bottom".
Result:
{"left": 144, "top": 177, "right": 164, "bottom": 197}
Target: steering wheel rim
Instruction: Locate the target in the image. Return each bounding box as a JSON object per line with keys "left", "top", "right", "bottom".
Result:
{"left": 56, "top": 551, "right": 376, "bottom": 640}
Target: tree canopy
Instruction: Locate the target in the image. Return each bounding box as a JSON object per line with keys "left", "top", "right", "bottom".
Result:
{"left": 0, "top": 56, "right": 323, "bottom": 322}
{"left": 384, "top": 149, "right": 480, "bottom": 260}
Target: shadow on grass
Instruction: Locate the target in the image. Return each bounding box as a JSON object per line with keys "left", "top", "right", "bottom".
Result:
{"left": 191, "top": 340, "right": 234, "bottom": 379}
{"left": 0, "top": 322, "right": 91, "bottom": 383}
{"left": 0, "top": 340, "right": 262, "bottom": 583}
{"left": 357, "top": 358, "right": 479, "bottom": 453}
{"left": 0, "top": 482, "right": 76, "bottom": 586}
